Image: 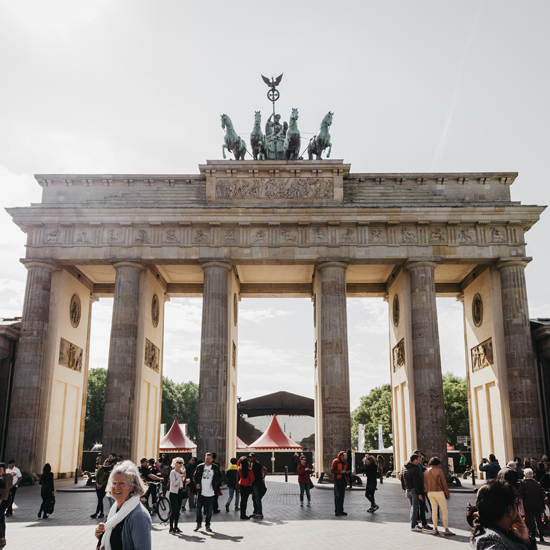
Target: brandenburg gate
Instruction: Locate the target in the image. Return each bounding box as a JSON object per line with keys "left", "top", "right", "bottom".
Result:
{"left": 5, "top": 159, "right": 545, "bottom": 477}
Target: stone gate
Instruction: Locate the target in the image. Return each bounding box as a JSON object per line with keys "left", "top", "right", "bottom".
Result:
{"left": 4, "top": 159, "right": 546, "bottom": 477}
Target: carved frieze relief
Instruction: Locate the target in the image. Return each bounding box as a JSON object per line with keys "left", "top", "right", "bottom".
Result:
{"left": 164, "top": 229, "right": 179, "bottom": 243}
{"left": 215, "top": 177, "right": 334, "bottom": 200}
{"left": 45, "top": 228, "right": 62, "bottom": 244}
{"left": 152, "top": 294, "right": 159, "bottom": 328}
{"left": 59, "top": 337, "right": 83, "bottom": 372}
{"left": 490, "top": 227, "right": 506, "bottom": 243}
{"left": 401, "top": 227, "right": 416, "bottom": 243}
{"left": 70, "top": 294, "right": 81, "bottom": 328}
{"left": 471, "top": 337, "right": 493, "bottom": 372}
{"left": 371, "top": 228, "right": 386, "bottom": 244}
{"left": 392, "top": 338, "right": 405, "bottom": 372}
{"left": 145, "top": 339, "right": 160, "bottom": 372}
{"left": 459, "top": 228, "right": 474, "bottom": 244}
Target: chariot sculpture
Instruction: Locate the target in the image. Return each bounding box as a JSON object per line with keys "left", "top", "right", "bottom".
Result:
{"left": 220, "top": 74, "right": 334, "bottom": 161}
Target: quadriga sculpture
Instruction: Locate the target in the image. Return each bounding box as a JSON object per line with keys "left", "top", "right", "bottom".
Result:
{"left": 308, "top": 111, "right": 333, "bottom": 160}
{"left": 283, "top": 108, "right": 301, "bottom": 160}
{"left": 221, "top": 114, "right": 247, "bottom": 160}
{"left": 250, "top": 111, "right": 266, "bottom": 160}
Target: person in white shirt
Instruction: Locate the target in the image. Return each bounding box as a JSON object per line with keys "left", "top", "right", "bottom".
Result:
{"left": 6, "top": 459, "right": 21, "bottom": 517}
{"left": 168, "top": 458, "right": 186, "bottom": 534}
{"left": 193, "top": 453, "right": 222, "bottom": 533}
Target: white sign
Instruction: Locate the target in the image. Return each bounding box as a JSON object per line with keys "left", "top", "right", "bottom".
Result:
{"left": 357, "top": 424, "right": 365, "bottom": 452}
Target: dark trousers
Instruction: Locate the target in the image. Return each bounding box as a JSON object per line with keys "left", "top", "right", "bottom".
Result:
{"left": 95, "top": 485, "right": 106, "bottom": 515}
{"left": 299, "top": 483, "right": 311, "bottom": 502}
{"left": 146, "top": 483, "right": 157, "bottom": 505}
{"left": 365, "top": 485, "right": 376, "bottom": 507}
{"left": 526, "top": 509, "right": 545, "bottom": 538}
{"left": 0, "top": 500, "right": 7, "bottom": 538}
{"left": 169, "top": 492, "right": 183, "bottom": 529}
{"left": 240, "top": 486, "right": 252, "bottom": 518}
{"left": 7, "top": 487, "right": 17, "bottom": 515}
{"left": 196, "top": 494, "right": 214, "bottom": 526}
{"left": 252, "top": 485, "right": 263, "bottom": 515}
{"left": 334, "top": 478, "right": 346, "bottom": 514}
{"left": 38, "top": 496, "right": 52, "bottom": 517}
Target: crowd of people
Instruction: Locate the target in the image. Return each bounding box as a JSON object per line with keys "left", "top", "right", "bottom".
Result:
{"left": 4, "top": 448, "right": 550, "bottom": 549}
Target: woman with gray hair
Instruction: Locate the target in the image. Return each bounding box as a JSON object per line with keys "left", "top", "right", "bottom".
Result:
{"left": 518, "top": 468, "right": 546, "bottom": 543}
{"left": 94, "top": 460, "right": 152, "bottom": 550}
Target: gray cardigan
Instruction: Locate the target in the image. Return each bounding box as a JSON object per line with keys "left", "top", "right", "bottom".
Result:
{"left": 116, "top": 504, "right": 152, "bottom": 550}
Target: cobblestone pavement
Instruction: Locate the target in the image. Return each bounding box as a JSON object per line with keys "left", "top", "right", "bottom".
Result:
{"left": 2, "top": 476, "right": 498, "bottom": 549}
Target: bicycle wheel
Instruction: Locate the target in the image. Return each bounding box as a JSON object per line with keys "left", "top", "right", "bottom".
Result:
{"left": 157, "top": 496, "right": 171, "bottom": 523}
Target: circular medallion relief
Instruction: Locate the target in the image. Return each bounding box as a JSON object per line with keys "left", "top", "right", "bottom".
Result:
{"left": 392, "top": 295, "right": 400, "bottom": 327}
{"left": 151, "top": 294, "right": 159, "bottom": 328}
{"left": 70, "top": 294, "right": 81, "bottom": 328}
{"left": 234, "top": 293, "right": 238, "bottom": 326}
{"left": 472, "top": 294, "right": 483, "bottom": 327}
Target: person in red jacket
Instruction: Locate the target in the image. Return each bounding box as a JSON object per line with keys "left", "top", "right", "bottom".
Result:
{"left": 297, "top": 455, "right": 313, "bottom": 507}
{"left": 237, "top": 456, "right": 255, "bottom": 520}
{"left": 331, "top": 451, "right": 351, "bottom": 516}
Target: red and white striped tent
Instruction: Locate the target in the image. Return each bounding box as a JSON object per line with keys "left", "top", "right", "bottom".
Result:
{"left": 159, "top": 418, "right": 197, "bottom": 453}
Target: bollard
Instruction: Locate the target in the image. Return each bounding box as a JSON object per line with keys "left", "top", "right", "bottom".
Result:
{"left": 74, "top": 468, "right": 78, "bottom": 484}
{"left": 285, "top": 466, "right": 288, "bottom": 482}
{"left": 472, "top": 468, "right": 476, "bottom": 486}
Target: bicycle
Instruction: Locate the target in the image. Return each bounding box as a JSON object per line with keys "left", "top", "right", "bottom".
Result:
{"left": 143, "top": 482, "right": 171, "bottom": 523}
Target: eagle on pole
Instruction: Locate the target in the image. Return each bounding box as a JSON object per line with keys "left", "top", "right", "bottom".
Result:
{"left": 261, "top": 73, "right": 283, "bottom": 88}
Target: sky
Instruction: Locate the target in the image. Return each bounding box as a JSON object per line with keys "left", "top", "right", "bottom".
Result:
{"left": 1, "top": 1, "right": 549, "bottom": 411}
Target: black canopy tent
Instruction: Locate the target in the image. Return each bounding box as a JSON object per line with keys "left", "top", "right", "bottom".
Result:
{"left": 238, "top": 391, "right": 314, "bottom": 418}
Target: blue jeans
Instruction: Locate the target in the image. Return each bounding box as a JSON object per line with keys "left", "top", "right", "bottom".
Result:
{"left": 226, "top": 486, "right": 240, "bottom": 509}
{"left": 196, "top": 494, "right": 214, "bottom": 526}
{"left": 252, "top": 485, "right": 263, "bottom": 515}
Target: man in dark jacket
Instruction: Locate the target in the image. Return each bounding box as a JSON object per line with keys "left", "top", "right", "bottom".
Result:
{"left": 479, "top": 454, "right": 501, "bottom": 480}
{"left": 193, "top": 453, "right": 223, "bottom": 532}
{"left": 518, "top": 468, "right": 546, "bottom": 543}
{"left": 331, "top": 451, "right": 351, "bottom": 516}
{"left": 249, "top": 453, "right": 267, "bottom": 519}
{"left": 400, "top": 454, "right": 430, "bottom": 531}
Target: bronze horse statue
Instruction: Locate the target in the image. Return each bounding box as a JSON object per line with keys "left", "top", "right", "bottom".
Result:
{"left": 221, "top": 114, "right": 247, "bottom": 160}
{"left": 283, "top": 108, "right": 301, "bottom": 160}
{"left": 250, "top": 111, "right": 266, "bottom": 160}
{"left": 308, "top": 111, "right": 333, "bottom": 160}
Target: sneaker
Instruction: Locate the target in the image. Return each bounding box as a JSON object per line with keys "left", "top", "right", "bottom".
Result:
{"left": 255, "top": 514, "right": 263, "bottom": 519}
{"left": 367, "top": 508, "right": 374, "bottom": 513}
{"left": 300, "top": 502, "right": 303, "bottom": 507}
{"left": 422, "top": 525, "right": 433, "bottom": 532}
{"left": 225, "top": 505, "right": 229, "bottom": 512}
{"left": 194, "top": 524, "right": 201, "bottom": 532}
{"left": 240, "top": 515, "right": 250, "bottom": 520}
{"left": 340, "top": 512, "right": 347, "bottom": 516}
{"left": 372, "top": 505, "right": 379, "bottom": 512}
{"left": 235, "top": 507, "right": 240, "bottom": 511}
{"left": 206, "top": 526, "right": 212, "bottom": 532}
{"left": 307, "top": 502, "right": 311, "bottom": 507}
{"left": 250, "top": 513, "right": 258, "bottom": 518}
{"left": 97, "top": 513, "right": 104, "bottom": 519}
{"left": 90, "top": 513, "right": 97, "bottom": 519}
{"left": 335, "top": 513, "right": 340, "bottom": 516}
{"left": 175, "top": 528, "right": 182, "bottom": 534}
{"left": 411, "top": 525, "right": 422, "bottom": 532}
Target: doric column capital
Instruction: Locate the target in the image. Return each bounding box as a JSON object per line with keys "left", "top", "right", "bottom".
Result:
{"left": 495, "top": 257, "right": 532, "bottom": 271}
{"left": 111, "top": 260, "right": 145, "bottom": 271}
{"left": 20, "top": 259, "right": 56, "bottom": 272}
{"left": 405, "top": 259, "right": 439, "bottom": 271}
{"left": 316, "top": 260, "right": 349, "bottom": 271}
{"left": 200, "top": 260, "right": 232, "bottom": 272}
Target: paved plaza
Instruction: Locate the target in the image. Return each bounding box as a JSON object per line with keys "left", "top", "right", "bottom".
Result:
{"left": 2, "top": 475, "right": 499, "bottom": 550}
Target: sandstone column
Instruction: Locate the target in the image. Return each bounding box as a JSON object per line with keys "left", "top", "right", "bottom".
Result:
{"left": 102, "top": 261, "right": 144, "bottom": 461}
{"left": 316, "top": 261, "right": 351, "bottom": 477}
{"left": 405, "top": 261, "right": 447, "bottom": 467}
{"left": 5, "top": 259, "right": 56, "bottom": 475}
{"left": 496, "top": 258, "right": 543, "bottom": 456}
{"left": 197, "top": 261, "right": 232, "bottom": 466}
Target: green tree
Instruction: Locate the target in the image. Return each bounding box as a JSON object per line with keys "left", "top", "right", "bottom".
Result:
{"left": 160, "top": 378, "right": 199, "bottom": 441}
{"left": 351, "top": 384, "right": 392, "bottom": 450}
{"left": 300, "top": 433, "right": 315, "bottom": 452}
{"left": 84, "top": 368, "right": 108, "bottom": 450}
{"left": 442, "top": 372, "right": 470, "bottom": 448}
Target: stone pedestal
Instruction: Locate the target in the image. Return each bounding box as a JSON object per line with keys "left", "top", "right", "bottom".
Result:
{"left": 406, "top": 261, "right": 448, "bottom": 468}
{"left": 496, "top": 259, "right": 543, "bottom": 456}
{"left": 102, "top": 261, "right": 145, "bottom": 461}
{"left": 314, "top": 261, "right": 351, "bottom": 478}
{"left": 197, "top": 261, "right": 233, "bottom": 467}
{"left": 5, "top": 260, "right": 56, "bottom": 476}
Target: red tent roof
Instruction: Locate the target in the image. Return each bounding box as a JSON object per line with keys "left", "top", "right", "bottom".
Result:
{"left": 236, "top": 435, "right": 247, "bottom": 450}
{"left": 159, "top": 419, "right": 197, "bottom": 452}
{"left": 248, "top": 415, "right": 303, "bottom": 450}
